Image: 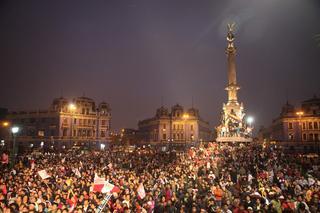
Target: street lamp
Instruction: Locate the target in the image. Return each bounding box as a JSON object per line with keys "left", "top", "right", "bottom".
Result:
{"left": 2, "top": 122, "right": 9, "bottom": 127}
{"left": 296, "top": 111, "right": 304, "bottom": 143}
{"left": 10, "top": 126, "right": 19, "bottom": 167}
{"left": 68, "top": 103, "right": 77, "bottom": 148}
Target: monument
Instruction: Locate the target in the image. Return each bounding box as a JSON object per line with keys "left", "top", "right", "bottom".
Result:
{"left": 216, "top": 23, "right": 253, "bottom": 143}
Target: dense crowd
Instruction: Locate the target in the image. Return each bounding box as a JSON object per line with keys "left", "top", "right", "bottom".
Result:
{"left": 0, "top": 143, "right": 319, "bottom": 213}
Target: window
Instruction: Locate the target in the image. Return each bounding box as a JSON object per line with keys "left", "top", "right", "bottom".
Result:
{"left": 163, "top": 124, "right": 166, "bottom": 129}
{"left": 82, "top": 108, "right": 85, "bottom": 114}
{"left": 73, "top": 130, "right": 76, "bottom": 137}
{"left": 302, "top": 122, "right": 306, "bottom": 130}
{"left": 309, "top": 122, "right": 313, "bottom": 129}
{"left": 181, "top": 133, "right": 184, "bottom": 139}
{"left": 309, "top": 133, "right": 314, "bottom": 141}
{"left": 303, "top": 133, "right": 307, "bottom": 141}
{"left": 163, "top": 134, "right": 166, "bottom": 140}
{"left": 288, "top": 123, "right": 293, "bottom": 130}
{"left": 314, "top": 122, "right": 318, "bottom": 129}
{"left": 173, "top": 134, "right": 176, "bottom": 140}
{"left": 288, "top": 133, "right": 294, "bottom": 140}
{"left": 191, "top": 125, "right": 194, "bottom": 131}
{"left": 50, "top": 129, "right": 55, "bottom": 136}
{"left": 74, "top": 118, "right": 77, "bottom": 124}
{"left": 101, "top": 130, "right": 105, "bottom": 137}
{"left": 63, "top": 129, "right": 68, "bottom": 137}
{"left": 88, "top": 119, "right": 91, "bottom": 125}
{"left": 101, "top": 120, "right": 106, "bottom": 126}
{"left": 315, "top": 134, "right": 319, "bottom": 141}
{"left": 38, "top": 130, "right": 45, "bottom": 137}
{"left": 173, "top": 124, "right": 176, "bottom": 130}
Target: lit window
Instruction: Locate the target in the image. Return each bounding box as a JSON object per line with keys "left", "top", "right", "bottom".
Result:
{"left": 38, "top": 130, "right": 45, "bottom": 137}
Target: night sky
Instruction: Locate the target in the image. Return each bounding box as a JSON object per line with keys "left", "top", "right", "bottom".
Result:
{"left": 1, "top": 0, "right": 320, "bottom": 132}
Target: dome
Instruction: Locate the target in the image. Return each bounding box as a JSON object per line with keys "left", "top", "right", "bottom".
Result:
{"left": 156, "top": 106, "right": 169, "bottom": 117}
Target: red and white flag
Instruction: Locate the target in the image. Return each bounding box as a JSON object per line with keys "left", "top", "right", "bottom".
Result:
{"left": 137, "top": 183, "right": 146, "bottom": 199}
{"left": 91, "top": 175, "right": 120, "bottom": 194}
{"left": 38, "top": 170, "right": 50, "bottom": 179}
{"left": 1, "top": 153, "right": 8, "bottom": 164}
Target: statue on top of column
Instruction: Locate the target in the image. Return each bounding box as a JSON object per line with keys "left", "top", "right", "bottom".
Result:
{"left": 227, "top": 23, "right": 235, "bottom": 49}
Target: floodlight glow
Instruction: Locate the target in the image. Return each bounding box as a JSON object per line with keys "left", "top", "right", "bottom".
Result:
{"left": 246, "top": 116, "right": 254, "bottom": 124}
{"left": 11, "top": 126, "right": 19, "bottom": 134}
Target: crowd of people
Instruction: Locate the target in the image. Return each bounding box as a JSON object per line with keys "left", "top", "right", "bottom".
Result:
{"left": 0, "top": 143, "right": 319, "bottom": 212}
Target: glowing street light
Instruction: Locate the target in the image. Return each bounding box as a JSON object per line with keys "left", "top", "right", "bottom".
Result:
{"left": 296, "top": 111, "right": 304, "bottom": 116}
{"left": 68, "top": 103, "right": 77, "bottom": 111}
{"left": 100, "top": 143, "right": 105, "bottom": 150}
{"left": 2, "top": 122, "right": 9, "bottom": 127}
{"left": 246, "top": 116, "right": 254, "bottom": 125}
{"left": 182, "top": 113, "right": 189, "bottom": 119}
{"left": 10, "top": 126, "right": 19, "bottom": 168}
{"left": 11, "top": 126, "right": 19, "bottom": 134}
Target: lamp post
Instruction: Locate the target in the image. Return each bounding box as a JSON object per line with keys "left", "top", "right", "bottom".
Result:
{"left": 10, "top": 126, "right": 19, "bottom": 168}
{"left": 296, "top": 111, "right": 304, "bottom": 143}
{"left": 246, "top": 116, "right": 254, "bottom": 138}
{"left": 68, "top": 103, "right": 77, "bottom": 148}
{"left": 183, "top": 113, "right": 189, "bottom": 149}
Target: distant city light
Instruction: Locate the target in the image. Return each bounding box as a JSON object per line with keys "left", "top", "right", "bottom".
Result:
{"left": 40, "top": 141, "right": 44, "bottom": 147}
{"left": 30, "top": 144, "right": 34, "bottom": 148}
{"left": 2, "top": 122, "right": 9, "bottom": 127}
{"left": 11, "top": 126, "right": 19, "bottom": 134}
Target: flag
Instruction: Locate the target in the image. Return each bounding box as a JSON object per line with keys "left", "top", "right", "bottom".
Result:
{"left": 74, "top": 168, "right": 81, "bottom": 177}
{"left": 137, "top": 183, "right": 146, "bottom": 199}
{"left": 91, "top": 175, "right": 120, "bottom": 194}
{"left": 1, "top": 153, "right": 8, "bottom": 164}
{"left": 38, "top": 170, "right": 50, "bottom": 179}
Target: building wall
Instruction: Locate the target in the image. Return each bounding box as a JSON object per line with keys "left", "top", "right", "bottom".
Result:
{"left": 6, "top": 96, "right": 111, "bottom": 146}
{"left": 138, "top": 105, "right": 212, "bottom": 143}
{"left": 263, "top": 96, "right": 320, "bottom": 144}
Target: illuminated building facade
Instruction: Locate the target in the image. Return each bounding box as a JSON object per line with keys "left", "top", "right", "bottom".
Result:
{"left": 264, "top": 96, "right": 320, "bottom": 143}
{"left": 138, "top": 104, "right": 212, "bottom": 144}
{"left": 6, "top": 96, "right": 111, "bottom": 148}
{"left": 216, "top": 24, "right": 253, "bottom": 143}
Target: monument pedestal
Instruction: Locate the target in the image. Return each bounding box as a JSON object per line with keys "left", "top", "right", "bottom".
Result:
{"left": 216, "top": 136, "right": 252, "bottom": 143}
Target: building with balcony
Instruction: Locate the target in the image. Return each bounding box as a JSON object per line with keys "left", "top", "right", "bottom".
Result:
{"left": 138, "top": 104, "right": 212, "bottom": 145}
{"left": 6, "top": 96, "right": 111, "bottom": 149}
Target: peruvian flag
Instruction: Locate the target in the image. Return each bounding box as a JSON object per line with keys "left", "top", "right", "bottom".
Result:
{"left": 91, "top": 176, "right": 120, "bottom": 194}
{"left": 1, "top": 153, "right": 8, "bottom": 164}
{"left": 137, "top": 183, "right": 146, "bottom": 199}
